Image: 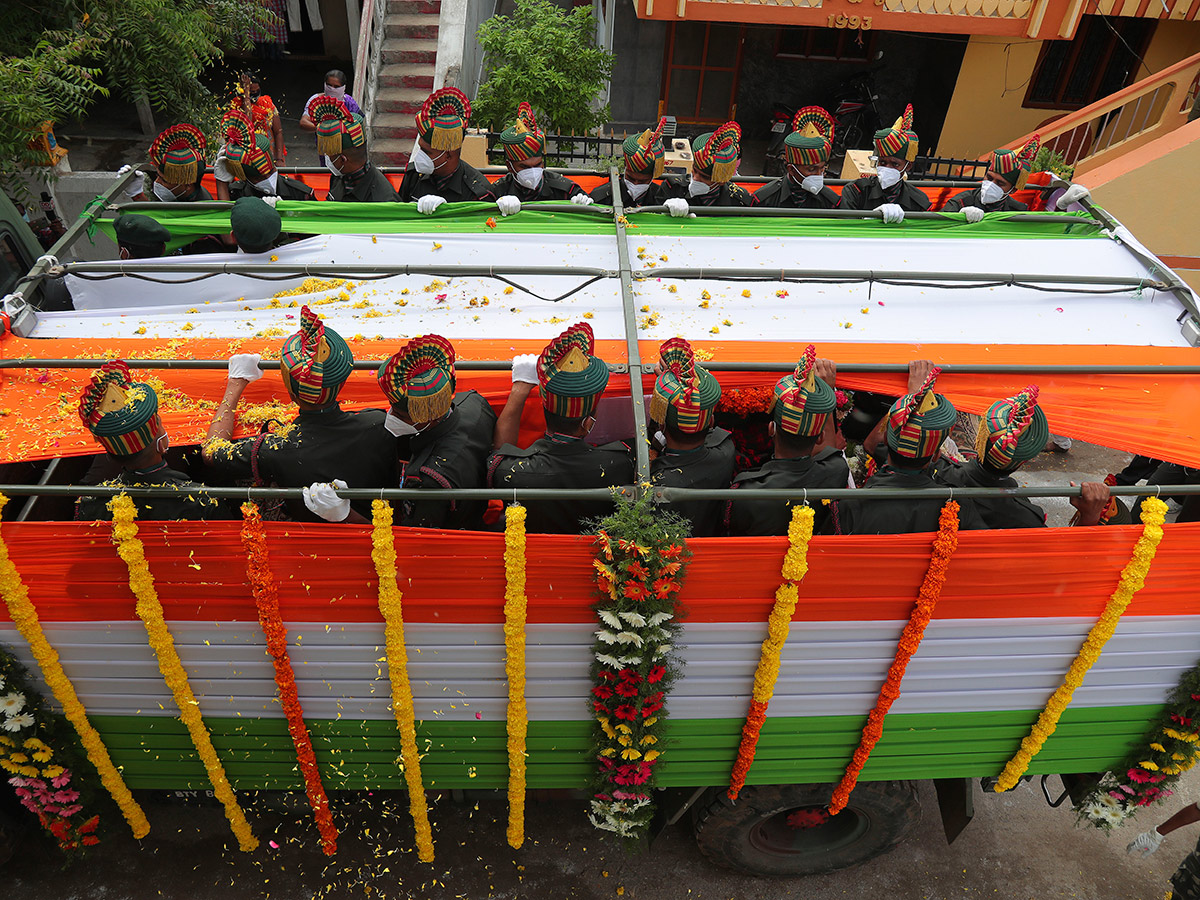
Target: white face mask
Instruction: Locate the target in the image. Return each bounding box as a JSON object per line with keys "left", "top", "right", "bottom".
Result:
{"left": 688, "top": 179, "right": 713, "bottom": 198}
{"left": 876, "top": 165, "right": 903, "bottom": 190}
{"left": 253, "top": 172, "right": 278, "bottom": 194}
{"left": 979, "top": 179, "right": 1007, "bottom": 205}
{"left": 325, "top": 158, "right": 343, "bottom": 177}
{"left": 411, "top": 143, "right": 438, "bottom": 176}
{"left": 514, "top": 166, "right": 543, "bottom": 190}
{"left": 801, "top": 174, "right": 825, "bottom": 195}
{"left": 152, "top": 180, "right": 178, "bottom": 201}
{"left": 325, "top": 84, "right": 347, "bottom": 100}
{"left": 624, "top": 178, "right": 650, "bottom": 201}
{"left": 384, "top": 412, "right": 418, "bottom": 437}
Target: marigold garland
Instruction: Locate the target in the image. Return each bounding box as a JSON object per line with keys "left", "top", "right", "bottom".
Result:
{"left": 829, "top": 500, "right": 960, "bottom": 815}
{"left": 0, "top": 493, "right": 149, "bottom": 840}
{"left": 728, "top": 505, "right": 814, "bottom": 800}
{"left": 502, "top": 504, "right": 529, "bottom": 850}
{"left": 369, "top": 500, "right": 434, "bottom": 863}
{"left": 240, "top": 503, "right": 338, "bottom": 855}
{"left": 996, "top": 496, "right": 1169, "bottom": 794}
{"left": 108, "top": 493, "right": 257, "bottom": 852}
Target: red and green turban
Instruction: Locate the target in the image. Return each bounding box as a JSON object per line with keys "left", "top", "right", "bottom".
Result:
{"left": 280, "top": 306, "right": 354, "bottom": 406}
{"left": 377, "top": 334, "right": 457, "bottom": 423}
{"left": 873, "top": 103, "right": 918, "bottom": 163}
{"left": 220, "top": 110, "right": 255, "bottom": 181}
{"left": 149, "top": 123, "right": 207, "bottom": 185}
{"left": 623, "top": 117, "right": 667, "bottom": 179}
{"left": 77, "top": 360, "right": 164, "bottom": 457}
{"left": 785, "top": 107, "right": 834, "bottom": 168}
{"left": 885, "top": 365, "right": 956, "bottom": 462}
{"left": 976, "top": 385, "right": 1049, "bottom": 471}
{"left": 770, "top": 345, "right": 835, "bottom": 438}
{"left": 500, "top": 102, "right": 545, "bottom": 163}
{"left": 307, "top": 95, "right": 355, "bottom": 157}
{"left": 990, "top": 135, "right": 1041, "bottom": 190}
{"left": 537, "top": 322, "right": 610, "bottom": 419}
{"left": 650, "top": 338, "right": 721, "bottom": 435}
{"left": 415, "top": 87, "right": 471, "bottom": 151}
{"left": 692, "top": 121, "right": 741, "bottom": 184}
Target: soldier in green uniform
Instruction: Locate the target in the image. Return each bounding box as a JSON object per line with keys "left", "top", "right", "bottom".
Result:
{"left": 229, "top": 197, "right": 283, "bottom": 254}
{"left": 683, "top": 121, "right": 754, "bottom": 209}
{"left": 400, "top": 87, "right": 496, "bottom": 211}
{"left": 942, "top": 135, "right": 1040, "bottom": 221}
{"left": 935, "top": 384, "right": 1114, "bottom": 528}
{"left": 729, "top": 346, "right": 850, "bottom": 536}
{"left": 839, "top": 103, "right": 930, "bottom": 223}
{"left": 752, "top": 107, "right": 840, "bottom": 211}
{"left": 647, "top": 337, "right": 734, "bottom": 537}
{"left": 589, "top": 117, "right": 686, "bottom": 213}
{"left": 75, "top": 360, "right": 233, "bottom": 521}
{"left": 835, "top": 365, "right": 987, "bottom": 534}
{"left": 201, "top": 306, "right": 397, "bottom": 522}
{"left": 215, "top": 111, "right": 316, "bottom": 203}
{"left": 489, "top": 322, "right": 634, "bottom": 533}
{"left": 376, "top": 334, "right": 498, "bottom": 529}
{"left": 114, "top": 214, "right": 170, "bottom": 259}
{"left": 493, "top": 102, "right": 591, "bottom": 216}
{"left": 308, "top": 95, "right": 399, "bottom": 203}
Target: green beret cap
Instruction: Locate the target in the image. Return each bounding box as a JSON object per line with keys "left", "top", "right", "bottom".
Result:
{"left": 230, "top": 196, "right": 282, "bottom": 253}
{"left": 114, "top": 214, "right": 170, "bottom": 248}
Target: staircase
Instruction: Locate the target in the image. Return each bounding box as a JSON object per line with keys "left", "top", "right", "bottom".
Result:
{"left": 359, "top": 0, "right": 443, "bottom": 168}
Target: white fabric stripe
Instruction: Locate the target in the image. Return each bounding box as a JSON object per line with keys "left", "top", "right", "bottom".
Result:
{"left": 2, "top": 616, "right": 1194, "bottom": 722}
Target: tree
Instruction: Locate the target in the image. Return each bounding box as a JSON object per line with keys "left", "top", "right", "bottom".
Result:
{"left": 473, "top": 0, "right": 615, "bottom": 138}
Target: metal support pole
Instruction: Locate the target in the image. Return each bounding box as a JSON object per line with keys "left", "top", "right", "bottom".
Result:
{"left": 625, "top": 206, "right": 1077, "bottom": 224}
{"left": 636, "top": 266, "right": 1163, "bottom": 291}
{"left": 610, "top": 166, "right": 651, "bottom": 486}
{"left": 56, "top": 262, "right": 616, "bottom": 278}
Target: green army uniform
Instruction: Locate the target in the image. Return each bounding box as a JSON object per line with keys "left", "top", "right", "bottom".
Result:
{"left": 329, "top": 164, "right": 399, "bottom": 202}
{"left": 400, "top": 86, "right": 494, "bottom": 205}
{"left": 399, "top": 162, "right": 496, "bottom": 204}
{"left": 754, "top": 107, "right": 839, "bottom": 211}
{"left": 230, "top": 175, "right": 316, "bottom": 202}
{"left": 751, "top": 177, "right": 839, "bottom": 210}
{"left": 943, "top": 135, "right": 1041, "bottom": 214}
{"left": 941, "top": 188, "right": 1027, "bottom": 213}
{"left": 77, "top": 465, "right": 234, "bottom": 522}
{"left": 491, "top": 168, "right": 584, "bottom": 202}
{"left": 651, "top": 429, "right": 736, "bottom": 537}
{"left": 936, "top": 460, "right": 1044, "bottom": 528}
{"left": 839, "top": 177, "right": 930, "bottom": 213}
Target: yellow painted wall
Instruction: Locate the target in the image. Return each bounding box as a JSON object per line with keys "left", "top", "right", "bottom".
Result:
{"left": 935, "top": 20, "right": 1200, "bottom": 160}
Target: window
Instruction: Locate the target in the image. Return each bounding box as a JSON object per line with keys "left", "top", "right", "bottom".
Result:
{"left": 775, "top": 26, "right": 873, "bottom": 62}
{"left": 660, "top": 22, "right": 746, "bottom": 124}
{"left": 1025, "top": 15, "right": 1154, "bottom": 110}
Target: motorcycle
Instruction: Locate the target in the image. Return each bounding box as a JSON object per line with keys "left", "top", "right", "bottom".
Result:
{"left": 829, "top": 70, "right": 882, "bottom": 170}
{"left": 761, "top": 103, "right": 795, "bottom": 177}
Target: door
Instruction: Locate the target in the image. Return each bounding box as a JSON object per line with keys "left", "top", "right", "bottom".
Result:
{"left": 660, "top": 21, "right": 746, "bottom": 125}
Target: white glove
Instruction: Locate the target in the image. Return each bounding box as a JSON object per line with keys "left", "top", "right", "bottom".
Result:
{"left": 665, "top": 198, "right": 689, "bottom": 218}
{"left": 570, "top": 193, "right": 594, "bottom": 206}
{"left": 417, "top": 195, "right": 446, "bottom": 215}
{"left": 961, "top": 206, "right": 985, "bottom": 224}
{"left": 511, "top": 354, "right": 538, "bottom": 385}
{"left": 1127, "top": 828, "right": 1163, "bottom": 857}
{"left": 880, "top": 203, "right": 905, "bottom": 225}
{"left": 228, "top": 353, "right": 264, "bottom": 382}
{"left": 303, "top": 479, "right": 350, "bottom": 523}
{"left": 118, "top": 164, "right": 145, "bottom": 199}
{"left": 260, "top": 195, "right": 278, "bottom": 208}
{"left": 1057, "top": 183, "right": 1092, "bottom": 210}
{"left": 212, "top": 151, "right": 234, "bottom": 184}
{"left": 497, "top": 195, "right": 521, "bottom": 217}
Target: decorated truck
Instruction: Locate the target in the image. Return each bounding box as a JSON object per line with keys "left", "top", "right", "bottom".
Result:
{"left": 0, "top": 167, "right": 1198, "bottom": 875}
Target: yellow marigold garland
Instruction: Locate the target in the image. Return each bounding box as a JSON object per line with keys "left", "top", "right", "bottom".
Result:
{"left": 994, "top": 496, "right": 1169, "bottom": 792}
{"left": 107, "top": 494, "right": 257, "bottom": 851}
{"left": 503, "top": 504, "right": 529, "bottom": 850}
{"left": 728, "top": 506, "right": 814, "bottom": 800}
{"left": 0, "top": 493, "right": 150, "bottom": 840}
{"left": 369, "top": 500, "right": 434, "bottom": 863}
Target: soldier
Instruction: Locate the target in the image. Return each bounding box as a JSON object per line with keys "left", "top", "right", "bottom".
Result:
{"left": 488, "top": 322, "right": 633, "bottom": 533}
{"left": 229, "top": 197, "right": 283, "bottom": 255}
{"left": 648, "top": 338, "right": 734, "bottom": 537}
{"left": 729, "top": 346, "right": 850, "bottom": 536}
{"left": 215, "top": 110, "right": 316, "bottom": 203}
{"left": 936, "top": 385, "right": 1114, "bottom": 527}
{"left": 201, "top": 306, "right": 396, "bottom": 523}
{"left": 589, "top": 117, "right": 688, "bottom": 216}
{"left": 375, "top": 334, "right": 497, "bottom": 529}
{"left": 752, "top": 107, "right": 840, "bottom": 211}
{"left": 839, "top": 104, "right": 930, "bottom": 224}
{"left": 400, "top": 87, "right": 497, "bottom": 211}
{"left": 493, "top": 102, "right": 591, "bottom": 215}
{"left": 943, "top": 136, "right": 1040, "bottom": 221}
{"left": 683, "top": 122, "right": 754, "bottom": 209}
{"left": 308, "top": 95, "right": 399, "bottom": 202}
{"left": 835, "top": 364, "right": 987, "bottom": 534}
{"left": 76, "top": 360, "right": 232, "bottom": 521}
{"left": 113, "top": 214, "right": 170, "bottom": 260}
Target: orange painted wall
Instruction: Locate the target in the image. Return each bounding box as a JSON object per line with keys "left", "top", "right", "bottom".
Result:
{"left": 936, "top": 20, "right": 1200, "bottom": 160}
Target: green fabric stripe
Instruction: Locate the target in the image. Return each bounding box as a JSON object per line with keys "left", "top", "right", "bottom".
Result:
{"left": 100, "top": 203, "right": 1105, "bottom": 249}
{"left": 89, "top": 704, "right": 1161, "bottom": 791}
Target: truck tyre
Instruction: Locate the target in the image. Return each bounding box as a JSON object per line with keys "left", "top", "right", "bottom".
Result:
{"left": 692, "top": 781, "right": 920, "bottom": 876}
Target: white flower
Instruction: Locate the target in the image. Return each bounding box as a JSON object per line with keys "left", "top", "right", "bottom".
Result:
{"left": 2, "top": 712, "right": 34, "bottom": 732}
{"left": 652, "top": 644, "right": 671, "bottom": 660}
{"left": 617, "top": 654, "right": 642, "bottom": 666}
{"left": 598, "top": 610, "right": 622, "bottom": 629}
{"left": 615, "top": 631, "right": 644, "bottom": 648}
{"left": 618, "top": 611, "right": 647, "bottom": 627}
{"left": 595, "top": 630, "right": 620, "bottom": 645}
{"left": 647, "top": 612, "right": 674, "bottom": 626}
{"left": 1100, "top": 807, "right": 1126, "bottom": 826}
{"left": 1083, "top": 801, "right": 1107, "bottom": 820}
{"left": 1098, "top": 794, "right": 1121, "bottom": 809}
{"left": 0, "top": 692, "right": 25, "bottom": 716}
{"left": 595, "top": 653, "right": 623, "bottom": 670}
{"left": 0, "top": 675, "right": 5, "bottom": 691}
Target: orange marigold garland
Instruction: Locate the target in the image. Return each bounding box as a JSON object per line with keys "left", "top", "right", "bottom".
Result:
{"left": 240, "top": 502, "right": 338, "bottom": 855}
{"left": 502, "top": 504, "right": 529, "bottom": 850}
{"left": 828, "top": 500, "right": 960, "bottom": 815}
{"left": 728, "top": 505, "right": 814, "bottom": 800}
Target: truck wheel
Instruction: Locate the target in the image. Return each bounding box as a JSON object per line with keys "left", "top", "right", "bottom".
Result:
{"left": 692, "top": 781, "right": 920, "bottom": 876}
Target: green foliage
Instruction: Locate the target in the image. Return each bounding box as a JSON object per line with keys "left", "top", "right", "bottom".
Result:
{"left": 474, "top": 0, "right": 615, "bottom": 138}
{"left": 1031, "top": 146, "right": 1075, "bottom": 180}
